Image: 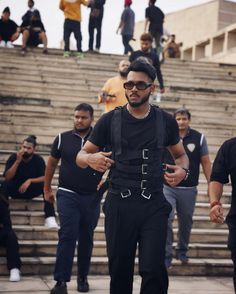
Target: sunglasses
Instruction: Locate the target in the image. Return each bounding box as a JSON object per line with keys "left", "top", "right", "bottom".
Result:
{"left": 123, "top": 81, "right": 152, "bottom": 90}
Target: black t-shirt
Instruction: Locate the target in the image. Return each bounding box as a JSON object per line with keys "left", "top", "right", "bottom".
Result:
{"left": 0, "top": 19, "right": 18, "bottom": 37}
{"left": 89, "top": 107, "right": 179, "bottom": 192}
{"left": 129, "top": 50, "right": 164, "bottom": 89}
{"left": 145, "top": 5, "right": 164, "bottom": 34}
{"left": 211, "top": 137, "right": 236, "bottom": 220}
{"left": 3, "top": 153, "right": 45, "bottom": 184}
{"left": 51, "top": 129, "right": 103, "bottom": 195}
{"left": 21, "top": 19, "right": 46, "bottom": 32}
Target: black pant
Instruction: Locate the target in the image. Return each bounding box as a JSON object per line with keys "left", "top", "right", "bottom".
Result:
{"left": 64, "top": 19, "right": 82, "bottom": 52}
{"left": 2, "top": 180, "right": 55, "bottom": 218}
{"left": 88, "top": 16, "right": 103, "bottom": 50}
{"left": 103, "top": 190, "right": 171, "bottom": 294}
{"left": 228, "top": 224, "right": 236, "bottom": 292}
{"left": 0, "top": 230, "right": 21, "bottom": 270}
{"left": 122, "top": 34, "right": 133, "bottom": 55}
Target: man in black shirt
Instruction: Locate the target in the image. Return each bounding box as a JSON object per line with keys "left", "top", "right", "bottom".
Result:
{"left": 144, "top": 0, "right": 164, "bottom": 55}
{"left": 1, "top": 135, "right": 57, "bottom": 229}
{"left": 209, "top": 137, "right": 236, "bottom": 292}
{"left": 20, "top": 9, "right": 48, "bottom": 55}
{"left": 44, "top": 103, "right": 104, "bottom": 294}
{"left": 88, "top": 0, "right": 106, "bottom": 53}
{"left": 129, "top": 32, "right": 164, "bottom": 93}
{"left": 76, "top": 60, "right": 189, "bottom": 294}
{"left": 0, "top": 7, "right": 20, "bottom": 48}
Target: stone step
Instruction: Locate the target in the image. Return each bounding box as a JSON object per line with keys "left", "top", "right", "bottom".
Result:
{"left": 11, "top": 224, "right": 229, "bottom": 243}
{"left": 0, "top": 256, "right": 233, "bottom": 276}
{"left": 0, "top": 240, "right": 230, "bottom": 259}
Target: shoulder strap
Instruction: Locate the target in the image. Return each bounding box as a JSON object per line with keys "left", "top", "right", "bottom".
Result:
{"left": 152, "top": 105, "right": 164, "bottom": 148}
{"left": 111, "top": 107, "right": 123, "bottom": 157}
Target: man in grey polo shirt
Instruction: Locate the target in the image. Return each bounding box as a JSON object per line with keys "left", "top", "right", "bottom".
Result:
{"left": 163, "top": 108, "right": 212, "bottom": 268}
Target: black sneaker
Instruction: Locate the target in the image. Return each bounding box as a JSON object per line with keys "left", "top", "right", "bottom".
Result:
{"left": 77, "top": 277, "right": 89, "bottom": 292}
{"left": 51, "top": 282, "right": 68, "bottom": 294}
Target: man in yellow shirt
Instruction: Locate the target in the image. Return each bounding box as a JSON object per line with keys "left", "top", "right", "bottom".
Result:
{"left": 98, "top": 60, "right": 130, "bottom": 112}
{"left": 59, "top": 0, "right": 90, "bottom": 57}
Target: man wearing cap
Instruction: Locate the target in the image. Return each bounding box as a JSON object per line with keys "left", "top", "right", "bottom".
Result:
{"left": 116, "top": 0, "right": 135, "bottom": 55}
{"left": 163, "top": 108, "right": 211, "bottom": 268}
{"left": 0, "top": 7, "right": 20, "bottom": 48}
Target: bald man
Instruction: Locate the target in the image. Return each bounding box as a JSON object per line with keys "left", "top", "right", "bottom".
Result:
{"left": 98, "top": 60, "right": 130, "bottom": 112}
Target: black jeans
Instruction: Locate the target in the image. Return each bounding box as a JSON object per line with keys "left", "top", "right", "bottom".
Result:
{"left": 54, "top": 189, "right": 100, "bottom": 282}
{"left": 2, "top": 180, "right": 55, "bottom": 218}
{"left": 228, "top": 224, "right": 236, "bottom": 292}
{"left": 122, "top": 34, "right": 133, "bottom": 55}
{"left": 0, "top": 230, "right": 22, "bottom": 270}
{"left": 88, "top": 16, "right": 103, "bottom": 50}
{"left": 64, "top": 19, "right": 82, "bottom": 52}
{"left": 103, "top": 190, "right": 171, "bottom": 294}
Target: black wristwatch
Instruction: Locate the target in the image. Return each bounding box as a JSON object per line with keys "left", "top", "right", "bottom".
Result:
{"left": 182, "top": 167, "right": 190, "bottom": 181}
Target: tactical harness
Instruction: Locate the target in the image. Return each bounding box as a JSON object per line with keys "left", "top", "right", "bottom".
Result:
{"left": 109, "top": 105, "right": 165, "bottom": 199}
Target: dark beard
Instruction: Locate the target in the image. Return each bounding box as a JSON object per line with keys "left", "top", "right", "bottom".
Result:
{"left": 74, "top": 126, "right": 90, "bottom": 135}
{"left": 23, "top": 153, "right": 31, "bottom": 159}
{"left": 119, "top": 70, "right": 128, "bottom": 77}
{"left": 126, "top": 93, "right": 150, "bottom": 108}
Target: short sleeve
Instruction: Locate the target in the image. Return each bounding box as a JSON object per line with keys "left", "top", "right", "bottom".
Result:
{"left": 145, "top": 7, "right": 149, "bottom": 19}
{"left": 88, "top": 112, "right": 112, "bottom": 148}
{"left": 200, "top": 134, "right": 209, "bottom": 157}
{"left": 3, "top": 154, "right": 16, "bottom": 176}
{"left": 121, "top": 9, "right": 128, "bottom": 22}
{"left": 210, "top": 143, "right": 229, "bottom": 184}
{"left": 164, "top": 112, "right": 180, "bottom": 146}
{"left": 51, "top": 135, "right": 61, "bottom": 159}
{"left": 36, "top": 156, "right": 46, "bottom": 176}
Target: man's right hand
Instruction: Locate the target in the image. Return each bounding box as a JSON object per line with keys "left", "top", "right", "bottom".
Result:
{"left": 88, "top": 151, "right": 114, "bottom": 173}
{"left": 44, "top": 189, "right": 55, "bottom": 203}
{"left": 16, "top": 147, "right": 24, "bottom": 163}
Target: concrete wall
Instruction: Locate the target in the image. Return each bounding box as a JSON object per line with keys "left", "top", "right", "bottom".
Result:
{"left": 133, "top": 0, "right": 236, "bottom": 50}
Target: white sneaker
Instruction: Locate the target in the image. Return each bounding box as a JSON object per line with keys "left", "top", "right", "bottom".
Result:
{"left": 0, "top": 40, "right": 6, "bottom": 48}
{"left": 45, "top": 216, "right": 59, "bottom": 229}
{"left": 6, "top": 41, "right": 14, "bottom": 48}
{"left": 9, "top": 268, "right": 21, "bottom": 282}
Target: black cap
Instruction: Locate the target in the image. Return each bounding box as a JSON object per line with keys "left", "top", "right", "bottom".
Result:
{"left": 3, "top": 7, "right": 10, "bottom": 14}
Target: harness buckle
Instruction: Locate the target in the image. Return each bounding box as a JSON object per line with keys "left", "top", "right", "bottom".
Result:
{"left": 121, "top": 189, "right": 131, "bottom": 198}
{"left": 142, "top": 164, "right": 148, "bottom": 174}
{"left": 141, "top": 180, "right": 147, "bottom": 190}
{"left": 142, "top": 149, "right": 149, "bottom": 159}
{"left": 141, "top": 190, "right": 151, "bottom": 200}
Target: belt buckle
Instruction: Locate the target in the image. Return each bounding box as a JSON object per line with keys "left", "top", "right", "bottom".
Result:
{"left": 121, "top": 189, "right": 131, "bottom": 198}
{"left": 142, "top": 164, "right": 148, "bottom": 174}
{"left": 141, "top": 190, "right": 151, "bottom": 200}
{"left": 142, "top": 149, "right": 149, "bottom": 159}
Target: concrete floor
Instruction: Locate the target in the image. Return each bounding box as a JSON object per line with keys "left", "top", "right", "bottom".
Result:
{"left": 0, "top": 275, "right": 234, "bottom": 294}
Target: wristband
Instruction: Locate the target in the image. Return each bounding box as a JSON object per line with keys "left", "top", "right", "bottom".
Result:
{"left": 182, "top": 167, "right": 190, "bottom": 181}
{"left": 210, "top": 201, "right": 222, "bottom": 209}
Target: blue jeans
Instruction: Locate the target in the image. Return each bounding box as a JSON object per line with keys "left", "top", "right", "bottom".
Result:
{"left": 163, "top": 185, "right": 197, "bottom": 258}
{"left": 54, "top": 189, "right": 100, "bottom": 282}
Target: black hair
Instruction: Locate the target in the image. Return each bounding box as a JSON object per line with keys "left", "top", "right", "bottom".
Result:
{"left": 74, "top": 103, "right": 94, "bottom": 117}
{"left": 140, "top": 32, "right": 153, "bottom": 43}
{"left": 3, "top": 7, "right": 10, "bottom": 14}
{"left": 32, "top": 9, "right": 41, "bottom": 20}
{"left": 174, "top": 108, "right": 191, "bottom": 120}
{"left": 127, "top": 60, "right": 156, "bottom": 82}
{"left": 149, "top": 0, "right": 156, "bottom": 4}
{"left": 24, "top": 135, "right": 37, "bottom": 147}
{"left": 29, "top": 0, "right": 35, "bottom": 4}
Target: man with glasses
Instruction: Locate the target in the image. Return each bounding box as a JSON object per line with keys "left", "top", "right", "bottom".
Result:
{"left": 76, "top": 60, "right": 189, "bottom": 294}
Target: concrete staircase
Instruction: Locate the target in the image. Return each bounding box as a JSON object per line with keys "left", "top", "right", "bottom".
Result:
{"left": 0, "top": 46, "right": 235, "bottom": 276}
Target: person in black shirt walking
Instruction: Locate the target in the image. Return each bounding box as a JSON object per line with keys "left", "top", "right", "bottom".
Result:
{"left": 144, "top": 0, "right": 164, "bottom": 55}
{"left": 76, "top": 60, "right": 189, "bottom": 294}
{"left": 209, "top": 137, "right": 236, "bottom": 292}
{"left": 129, "top": 32, "right": 164, "bottom": 94}
{"left": 44, "top": 103, "right": 105, "bottom": 294}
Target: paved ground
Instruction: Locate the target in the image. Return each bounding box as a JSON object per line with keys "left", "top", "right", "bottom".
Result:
{"left": 0, "top": 275, "right": 234, "bottom": 294}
